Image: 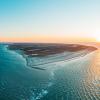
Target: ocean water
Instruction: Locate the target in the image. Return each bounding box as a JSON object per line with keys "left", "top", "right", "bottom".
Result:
{"left": 0, "top": 44, "right": 100, "bottom": 100}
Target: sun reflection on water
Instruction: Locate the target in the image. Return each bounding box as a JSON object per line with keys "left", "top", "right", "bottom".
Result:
{"left": 85, "top": 50, "right": 100, "bottom": 99}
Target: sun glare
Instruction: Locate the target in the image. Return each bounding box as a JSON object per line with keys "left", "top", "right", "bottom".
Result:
{"left": 96, "top": 37, "right": 100, "bottom": 42}
{"left": 93, "top": 32, "right": 100, "bottom": 42}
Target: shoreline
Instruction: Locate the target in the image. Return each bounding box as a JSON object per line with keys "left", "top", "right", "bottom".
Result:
{"left": 7, "top": 43, "right": 97, "bottom": 70}
{"left": 27, "top": 50, "right": 97, "bottom": 68}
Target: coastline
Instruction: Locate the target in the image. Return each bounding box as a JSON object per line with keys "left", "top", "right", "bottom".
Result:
{"left": 27, "top": 50, "right": 97, "bottom": 69}
{"left": 8, "top": 43, "right": 97, "bottom": 69}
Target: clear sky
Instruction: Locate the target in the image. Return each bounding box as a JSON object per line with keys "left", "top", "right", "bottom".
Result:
{"left": 0, "top": 0, "right": 100, "bottom": 42}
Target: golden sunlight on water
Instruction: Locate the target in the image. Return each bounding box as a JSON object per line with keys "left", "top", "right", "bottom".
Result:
{"left": 85, "top": 50, "right": 100, "bottom": 99}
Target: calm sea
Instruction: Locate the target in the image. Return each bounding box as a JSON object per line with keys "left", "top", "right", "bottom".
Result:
{"left": 0, "top": 44, "right": 100, "bottom": 100}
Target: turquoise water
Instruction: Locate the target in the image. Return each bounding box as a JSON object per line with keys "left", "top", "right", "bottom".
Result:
{"left": 0, "top": 44, "right": 100, "bottom": 100}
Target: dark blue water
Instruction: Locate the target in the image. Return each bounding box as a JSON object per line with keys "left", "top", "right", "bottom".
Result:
{"left": 0, "top": 44, "right": 100, "bottom": 100}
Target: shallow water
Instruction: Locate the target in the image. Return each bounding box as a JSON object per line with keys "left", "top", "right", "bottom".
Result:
{"left": 0, "top": 44, "right": 100, "bottom": 100}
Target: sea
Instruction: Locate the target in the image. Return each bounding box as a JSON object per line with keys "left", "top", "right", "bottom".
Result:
{"left": 0, "top": 44, "right": 100, "bottom": 100}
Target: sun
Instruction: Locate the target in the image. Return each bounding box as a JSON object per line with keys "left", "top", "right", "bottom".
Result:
{"left": 93, "top": 31, "right": 100, "bottom": 42}
{"left": 96, "top": 37, "right": 100, "bottom": 42}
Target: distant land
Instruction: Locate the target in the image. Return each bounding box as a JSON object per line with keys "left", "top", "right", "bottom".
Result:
{"left": 8, "top": 43, "right": 97, "bottom": 57}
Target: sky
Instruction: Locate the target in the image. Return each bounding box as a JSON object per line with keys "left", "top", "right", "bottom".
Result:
{"left": 0, "top": 0, "right": 100, "bottom": 43}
